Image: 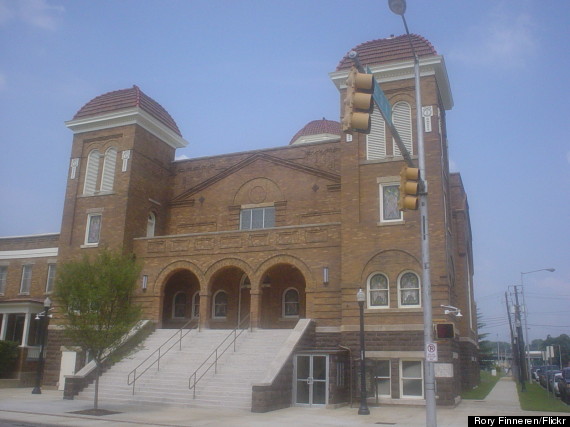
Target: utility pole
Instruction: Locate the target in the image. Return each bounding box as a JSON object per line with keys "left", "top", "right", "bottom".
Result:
{"left": 514, "top": 286, "right": 527, "bottom": 391}
{"left": 505, "top": 291, "right": 517, "bottom": 379}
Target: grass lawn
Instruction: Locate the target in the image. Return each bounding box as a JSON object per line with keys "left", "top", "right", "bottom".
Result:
{"left": 461, "top": 370, "right": 502, "bottom": 400}
{"left": 517, "top": 382, "right": 570, "bottom": 412}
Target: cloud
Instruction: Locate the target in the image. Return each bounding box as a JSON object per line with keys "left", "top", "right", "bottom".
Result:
{"left": 0, "top": 0, "right": 64, "bottom": 30}
{"left": 449, "top": 3, "right": 537, "bottom": 69}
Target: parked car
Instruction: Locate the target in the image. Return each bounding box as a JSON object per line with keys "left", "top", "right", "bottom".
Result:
{"left": 557, "top": 367, "right": 570, "bottom": 404}
{"left": 532, "top": 366, "right": 544, "bottom": 381}
{"left": 546, "top": 369, "right": 562, "bottom": 392}
{"left": 539, "top": 365, "right": 559, "bottom": 388}
{"left": 550, "top": 371, "right": 562, "bottom": 395}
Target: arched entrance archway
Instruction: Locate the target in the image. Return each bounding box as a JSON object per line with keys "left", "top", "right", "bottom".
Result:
{"left": 259, "top": 264, "right": 306, "bottom": 329}
{"left": 208, "top": 266, "right": 249, "bottom": 329}
{"left": 162, "top": 269, "right": 200, "bottom": 328}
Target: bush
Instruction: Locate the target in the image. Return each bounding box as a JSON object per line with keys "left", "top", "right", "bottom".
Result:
{"left": 0, "top": 340, "right": 20, "bottom": 378}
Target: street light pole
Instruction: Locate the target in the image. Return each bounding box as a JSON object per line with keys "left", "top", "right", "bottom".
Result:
{"left": 357, "top": 288, "right": 370, "bottom": 415}
{"left": 520, "top": 268, "right": 555, "bottom": 382}
{"left": 32, "top": 297, "right": 52, "bottom": 395}
{"left": 388, "top": 2, "right": 436, "bottom": 426}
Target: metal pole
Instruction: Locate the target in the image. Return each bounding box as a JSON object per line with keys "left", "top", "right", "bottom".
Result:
{"left": 399, "top": 13, "right": 437, "bottom": 426}
{"left": 31, "top": 312, "right": 46, "bottom": 394}
{"left": 358, "top": 298, "right": 370, "bottom": 415}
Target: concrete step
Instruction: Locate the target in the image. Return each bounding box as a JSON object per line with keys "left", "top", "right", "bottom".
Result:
{"left": 77, "top": 328, "right": 292, "bottom": 409}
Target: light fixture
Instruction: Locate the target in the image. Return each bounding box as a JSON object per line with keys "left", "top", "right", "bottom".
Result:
{"left": 441, "top": 304, "right": 462, "bottom": 317}
{"left": 141, "top": 275, "right": 148, "bottom": 291}
{"left": 323, "top": 267, "right": 329, "bottom": 285}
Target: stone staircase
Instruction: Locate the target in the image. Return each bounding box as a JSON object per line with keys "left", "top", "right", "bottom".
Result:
{"left": 76, "top": 327, "right": 292, "bottom": 409}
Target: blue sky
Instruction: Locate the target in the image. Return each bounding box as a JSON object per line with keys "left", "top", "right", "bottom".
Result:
{"left": 1, "top": 0, "right": 569, "bottom": 344}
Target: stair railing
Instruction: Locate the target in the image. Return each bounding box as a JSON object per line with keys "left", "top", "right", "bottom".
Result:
{"left": 188, "top": 314, "right": 250, "bottom": 398}
{"left": 127, "top": 318, "right": 198, "bottom": 395}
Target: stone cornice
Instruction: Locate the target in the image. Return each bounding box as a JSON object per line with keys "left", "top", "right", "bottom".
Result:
{"left": 329, "top": 55, "right": 453, "bottom": 110}
{"left": 65, "top": 107, "right": 188, "bottom": 149}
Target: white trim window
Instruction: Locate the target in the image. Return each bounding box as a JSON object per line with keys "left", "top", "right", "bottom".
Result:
{"left": 240, "top": 207, "right": 275, "bottom": 230}
{"left": 20, "top": 264, "right": 32, "bottom": 294}
{"left": 0, "top": 266, "right": 7, "bottom": 295}
{"left": 83, "top": 149, "right": 101, "bottom": 195}
{"left": 282, "top": 287, "right": 300, "bottom": 318}
{"left": 147, "top": 212, "right": 156, "bottom": 237}
{"left": 398, "top": 271, "right": 421, "bottom": 308}
{"left": 100, "top": 147, "right": 117, "bottom": 193}
{"left": 173, "top": 292, "right": 187, "bottom": 319}
{"left": 379, "top": 183, "right": 402, "bottom": 223}
{"left": 392, "top": 101, "right": 413, "bottom": 157}
{"left": 400, "top": 360, "right": 424, "bottom": 398}
{"left": 85, "top": 213, "right": 102, "bottom": 246}
{"left": 212, "top": 290, "right": 228, "bottom": 319}
{"left": 191, "top": 291, "right": 200, "bottom": 319}
{"left": 374, "top": 359, "right": 391, "bottom": 397}
{"left": 45, "top": 263, "right": 56, "bottom": 293}
{"left": 367, "top": 273, "right": 389, "bottom": 308}
{"left": 367, "top": 107, "right": 386, "bottom": 160}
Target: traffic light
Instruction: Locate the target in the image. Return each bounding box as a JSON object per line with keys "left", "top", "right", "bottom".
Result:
{"left": 342, "top": 66, "right": 374, "bottom": 133}
{"left": 434, "top": 323, "right": 455, "bottom": 339}
{"left": 398, "top": 166, "right": 420, "bottom": 210}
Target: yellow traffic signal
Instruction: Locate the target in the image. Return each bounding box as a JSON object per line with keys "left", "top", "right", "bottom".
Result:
{"left": 342, "top": 67, "right": 374, "bottom": 133}
{"left": 398, "top": 166, "right": 420, "bottom": 210}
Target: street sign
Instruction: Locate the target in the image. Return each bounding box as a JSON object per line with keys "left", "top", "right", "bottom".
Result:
{"left": 426, "top": 342, "right": 438, "bottom": 362}
{"left": 365, "top": 65, "right": 413, "bottom": 167}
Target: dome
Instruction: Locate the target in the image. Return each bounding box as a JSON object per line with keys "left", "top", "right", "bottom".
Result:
{"left": 336, "top": 34, "right": 437, "bottom": 71}
{"left": 73, "top": 85, "right": 181, "bottom": 136}
{"left": 289, "top": 118, "right": 341, "bottom": 145}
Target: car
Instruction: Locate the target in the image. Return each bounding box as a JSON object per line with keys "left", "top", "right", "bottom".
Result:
{"left": 551, "top": 371, "right": 562, "bottom": 396}
{"left": 546, "top": 369, "right": 562, "bottom": 392}
{"left": 557, "top": 367, "right": 570, "bottom": 404}
{"left": 539, "top": 365, "right": 559, "bottom": 388}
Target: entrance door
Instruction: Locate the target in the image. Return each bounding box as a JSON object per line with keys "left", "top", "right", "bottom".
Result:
{"left": 294, "top": 354, "right": 328, "bottom": 406}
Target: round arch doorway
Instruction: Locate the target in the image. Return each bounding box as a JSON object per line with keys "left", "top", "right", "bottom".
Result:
{"left": 259, "top": 264, "right": 306, "bottom": 329}
{"left": 162, "top": 269, "right": 200, "bottom": 328}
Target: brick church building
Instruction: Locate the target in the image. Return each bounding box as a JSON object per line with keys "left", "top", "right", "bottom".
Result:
{"left": 0, "top": 34, "right": 478, "bottom": 409}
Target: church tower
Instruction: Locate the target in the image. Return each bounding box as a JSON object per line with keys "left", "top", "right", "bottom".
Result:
{"left": 58, "top": 86, "right": 188, "bottom": 262}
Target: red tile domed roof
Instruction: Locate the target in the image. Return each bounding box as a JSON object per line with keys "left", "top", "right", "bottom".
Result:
{"left": 336, "top": 34, "right": 437, "bottom": 71}
{"left": 289, "top": 118, "right": 341, "bottom": 145}
{"left": 73, "top": 85, "right": 181, "bottom": 136}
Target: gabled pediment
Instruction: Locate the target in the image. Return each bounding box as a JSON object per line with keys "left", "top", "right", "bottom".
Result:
{"left": 171, "top": 152, "right": 340, "bottom": 206}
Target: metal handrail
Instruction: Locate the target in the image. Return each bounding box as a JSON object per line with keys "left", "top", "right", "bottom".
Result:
{"left": 127, "top": 318, "right": 198, "bottom": 395}
{"left": 188, "top": 314, "right": 251, "bottom": 398}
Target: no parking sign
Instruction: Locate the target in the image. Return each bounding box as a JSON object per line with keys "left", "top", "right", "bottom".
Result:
{"left": 426, "top": 342, "right": 438, "bottom": 362}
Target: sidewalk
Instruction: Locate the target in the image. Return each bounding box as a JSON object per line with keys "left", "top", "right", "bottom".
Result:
{"left": 0, "top": 377, "right": 566, "bottom": 427}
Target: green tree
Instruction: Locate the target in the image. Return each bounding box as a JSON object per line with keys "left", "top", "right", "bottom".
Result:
{"left": 477, "top": 309, "right": 495, "bottom": 369}
{"left": 54, "top": 249, "right": 142, "bottom": 410}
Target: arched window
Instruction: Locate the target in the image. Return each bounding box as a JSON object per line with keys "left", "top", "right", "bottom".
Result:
{"left": 367, "top": 273, "right": 389, "bottom": 308}
{"left": 282, "top": 287, "right": 299, "bottom": 318}
{"left": 172, "top": 292, "right": 187, "bottom": 319}
{"left": 100, "top": 147, "right": 117, "bottom": 192}
{"left": 398, "top": 271, "right": 421, "bottom": 308}
{"left": 212, "top": 290, "right": 228, "bottom": 319}
{"left": 147, "top": 212, "right": 156, "bottom": 237}
{"left": 392, "top": 101, "right": 413, "bottom": 157}
{"left": 83, "top": 149, "right": 100, "bottom": 195}
{"left": 367, "top": 107, "right": 386, "bottom": 160}
{"left": 191, "top": 292, "right": 200, "bottom": 319}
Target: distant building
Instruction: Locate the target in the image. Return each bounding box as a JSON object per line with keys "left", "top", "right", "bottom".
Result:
{"left": 0, "top": 34, "right": 477, "bottom": 408}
